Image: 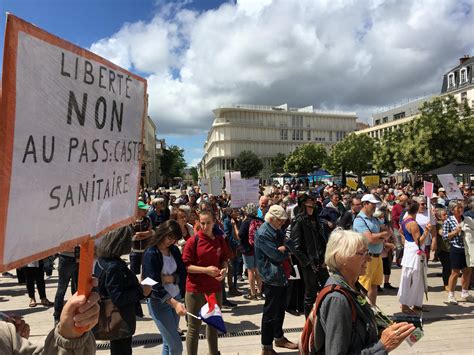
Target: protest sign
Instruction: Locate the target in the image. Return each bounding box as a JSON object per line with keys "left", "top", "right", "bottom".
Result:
{"left": 423, "top": 181, "right": 434, "bottom": 198}
{"left": 199, "top": 179, "right": 210, "bottom": 194}
{"left": 230, "top": 178, "right": 259, "bottom": 208}
{"left": 437, "top": 174, "right": 463, "bottom": 200}
{"left": 224, "top": 171, "right": 241, "bottom": 194}
{"left": 346, "top": 178, "right": 358, "bottom": 190}
{"left": 0, "top": 15, "right": 147, "bottom": 271}
{"left": 363, "top": 175, "right": 380, "bottom": 187}
{"left": 210, "top": 177, "right": 222, "bottom": 196}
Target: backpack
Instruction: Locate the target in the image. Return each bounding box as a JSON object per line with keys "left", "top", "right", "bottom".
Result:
{"left": 248, "top": 218, "right": 263, "bottom": 247}
{"left": 299, "top": 284, "right": 357, "bottom": 355}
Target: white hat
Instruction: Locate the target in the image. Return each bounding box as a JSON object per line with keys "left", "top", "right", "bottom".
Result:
{"left": 266, "top": 205, "right": 288, "bottom": 220}
{"left": 438, "top": 188, "right": 446, "bottom": 192}
{"left": 361, "top": 194, "right": 380, "bottom": 204}
{"left": 431, "top": 193, "right": 438, "bottom": 199}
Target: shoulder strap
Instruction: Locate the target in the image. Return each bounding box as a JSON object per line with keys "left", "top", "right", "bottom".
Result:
{"left": 354, "top": 215, "right": 372, "bottom": 233}
{"left": 315, "top": 284, "right": 357, "bottom": 323}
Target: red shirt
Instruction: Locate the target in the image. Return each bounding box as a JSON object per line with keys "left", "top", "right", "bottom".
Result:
{"left": 391, "top": 203, "right": 404, "bottom": 230}
{"left": 182, "top": 230, "right": 229, "bottom": 293}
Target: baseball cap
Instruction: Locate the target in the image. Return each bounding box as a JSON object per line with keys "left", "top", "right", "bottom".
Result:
{"left": 361, "top": 194, "right": 380, "bottom": 204}
{"left": 138, "top": 201, "right": 148, "bottom": 210}
{"left": 267, "top": 205, "right": 288, "bottom": 220}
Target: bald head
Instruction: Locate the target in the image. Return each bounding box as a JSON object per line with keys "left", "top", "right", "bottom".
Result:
{"left": 399, "top": 194, "right": 408, "bottom": 206}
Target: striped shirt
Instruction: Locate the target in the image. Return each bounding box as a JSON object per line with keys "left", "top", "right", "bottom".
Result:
{"left": 443, "top": 215, "right": 464, "bottom": 249}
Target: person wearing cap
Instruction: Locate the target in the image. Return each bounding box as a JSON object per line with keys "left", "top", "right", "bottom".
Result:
{"left": 437, "top": 188, "right": 447, "bottom": 207}
{"left": 290, "top": 193, "right": 329, "bottom": 318}
{"left": 353, "top": 194, "right": 392, "bottom": 305}
{"left": 255, "top": 205, "right": 298, "bottom": 354}
{"left": 130, "top": 201, "right": 153, "bottom": 275}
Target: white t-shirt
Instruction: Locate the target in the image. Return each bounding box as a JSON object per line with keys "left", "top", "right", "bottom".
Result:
{"left": 416, "top": 210, "right": 436, "bottom": 246}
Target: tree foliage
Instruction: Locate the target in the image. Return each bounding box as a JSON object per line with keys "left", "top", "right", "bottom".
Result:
{"left": 325, "top": 134, "right": 374, "bottom": 183}
{"left": 372, "top": 95, "right": 473, "bottom": 175}
{"left": 235, "top": 150, "right": 264, "bottom": 178}
{"left": 161, "top": 145, "right": 186, "bottom": 182}
{"left": 284, "top": 143, "right": 327, "bottom": 174}
{"left": 270, "top": 153, "right": 286, "bottom": 173}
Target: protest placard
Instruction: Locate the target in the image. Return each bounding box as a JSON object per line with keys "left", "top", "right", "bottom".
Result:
{"left": 0, "top": 15, "right": 147, "bottom": 271}
{"left": 363, "top": 175, "right": 380, "bottom": 187}
{"left": 199, "top": 179, "right": 210, "bottom": 194}
{"left": 437, "top": 174, "right": 463, "bottom": 200}
{"left": 423, "top": 181, "right": 434, "bottom": 198}
{"left": 346, "top": 178, "right": 358, "bottom": 190}
{"left": 229, "top": 178, "right": 259, "bottom": 208}
{"left": 210, "top": 177, "right": 222, "bottom": 196}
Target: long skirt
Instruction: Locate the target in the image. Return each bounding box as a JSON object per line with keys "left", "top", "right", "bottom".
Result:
{"left": 398, "top": 266, "right": 425, "bottom": 307}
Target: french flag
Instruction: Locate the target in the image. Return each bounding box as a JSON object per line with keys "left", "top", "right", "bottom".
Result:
{"left": 199, "top": 293, "right": 227, "bottom": 333}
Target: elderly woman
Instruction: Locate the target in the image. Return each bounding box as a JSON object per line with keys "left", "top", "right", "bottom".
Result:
{"left": 255, "top": 205, "right": 297, "bottom": 354}
{"left": 94, "top": 226, "right": 152, "bottom": 355}
{"left": 317, "top": 229, "right": 415, "bottom": 354}
{"left": 443, "top": 200, "right": 473, "bottom": 304}
{"left": 398, "top": 201, "right": 430, "bottom": 314}
{"left": 143, "top": 220, "right": 187, "bottom": 355}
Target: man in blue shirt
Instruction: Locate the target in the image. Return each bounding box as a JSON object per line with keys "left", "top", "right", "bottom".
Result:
{"left": 353, "top": 194, "right": 392, "bottom": 305}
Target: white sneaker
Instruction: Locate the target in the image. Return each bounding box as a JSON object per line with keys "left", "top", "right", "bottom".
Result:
{"left": 460, "top": 294, "right": 474, "bottom": 303}
{"left": 448, "top": 294, "right": 458, "bottom": 305}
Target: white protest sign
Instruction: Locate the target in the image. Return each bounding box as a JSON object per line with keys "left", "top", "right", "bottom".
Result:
{"left": 230, "top": 179, "right": 246, "bottom": 208}
{"left": 224, "top": 171, "right": 241, "bottom": 194}
{"left": 438, "top": 174, "right": 463, "bottom": 200}
{"left": 199, "top": 179, "right": 210, "bottom": 194}
{"left": 210, "top": 177, "right": 222, "bottom": 196}
{"left": 0, "top": 15, "right": 147, "bottom": 270}
{"left": 244, "top": 179, "right": 260, "bottom": 205}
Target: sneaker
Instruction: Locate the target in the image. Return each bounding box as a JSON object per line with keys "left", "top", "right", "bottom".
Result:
{"left": 256, "top": 292, "right": 265, "bottom": 300}
{"left": 460, "top": 294, "right": 474, "bottom": 303}
{"left": 222, "top": 300, "right": 238, "bottom": 309}
{"left": 1, "top": 272, "right": 14, "bottom": 278}
{"left": 243, "top": 293, "right": 256, "bottom": 300}
{"left": 383, "top": 283, "right": 398, "bottom": 290}
{"left": 448, "top": 294, "right": 458, "bottom": 305}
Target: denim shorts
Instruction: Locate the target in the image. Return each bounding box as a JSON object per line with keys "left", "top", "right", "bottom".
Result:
{"left": 242, "top": 254, "right": 256, "bottom": 269}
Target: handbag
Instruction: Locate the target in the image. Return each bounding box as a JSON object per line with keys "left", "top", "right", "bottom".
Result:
{"left": 93, "top": 298, "right": 133, "bottom": 340}
{"left": 93, "top": 261, "right": 133, "bottom": 341}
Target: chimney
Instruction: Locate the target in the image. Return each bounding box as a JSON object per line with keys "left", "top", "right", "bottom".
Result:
{"left": 459, "top": 55, "right": 470, "bottom": 65}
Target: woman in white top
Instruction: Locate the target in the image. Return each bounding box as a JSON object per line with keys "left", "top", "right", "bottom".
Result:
{"left": 415, "top": 196, "right": 437, "bottom": 260}
{"left": 142, "top": 220, "right": 187, "bottom": 355}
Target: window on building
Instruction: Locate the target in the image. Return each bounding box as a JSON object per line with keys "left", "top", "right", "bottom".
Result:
{"left": 460, "top": 68, "right": 468, "bottom": 84}
{"left": 394, "top": 112, "right": 405, "bottom": 120}
{"left": 307, "top": 131, "right": 311, "bottom": 141}
{"left": 375, "top": 119, "right": 381, "bottom": 125}
{"left": 329, "top": 132, "right": 333, "bottom": 141}
{"left": 280, "top": 129, "right": 288, "bottom": 140}
{"left": 382, "top": 116, "right": 388, "bottom": 123}
{"left": 461, "top": 92, "right": 467, "bottom": 102}
{"left": 448, "top": 72, "right": 455, "bottom": 88}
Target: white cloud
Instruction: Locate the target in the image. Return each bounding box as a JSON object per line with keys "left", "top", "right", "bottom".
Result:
{"left": 90, "top": 0, "right": 474, "bottom": 135}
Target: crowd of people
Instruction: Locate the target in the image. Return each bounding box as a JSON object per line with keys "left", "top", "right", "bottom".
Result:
{"left": 1, "top": 179, "right": 473, "bottom": 354}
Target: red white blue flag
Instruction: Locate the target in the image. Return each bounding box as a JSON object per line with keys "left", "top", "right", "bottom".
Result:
{"left": 199, "top": 293, "right": 227, "bottom": 333}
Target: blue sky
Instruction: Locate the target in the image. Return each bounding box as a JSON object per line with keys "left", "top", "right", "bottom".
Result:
{"left": 0, "top": 0, "right": 227, "bottom": 166}
{"left": 1, "top": 0, "right": 473, "bottom": 167}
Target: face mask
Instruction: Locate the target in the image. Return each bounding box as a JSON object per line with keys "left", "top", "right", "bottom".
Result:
{"left": 378, "top": 218, "right": 385, "bottom": 224}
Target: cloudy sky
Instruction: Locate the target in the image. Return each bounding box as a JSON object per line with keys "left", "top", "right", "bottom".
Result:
{"left": 2, "top": 0, "right": 473, "bottom": 166}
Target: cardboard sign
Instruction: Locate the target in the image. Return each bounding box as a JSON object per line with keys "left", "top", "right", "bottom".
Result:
{"left": 346, "top": 178, "right": 358, "bottom": 190}
{"left": 0, "top": 15, "right": 147, "bottom": 271}
{"left": 363, "top": 175, "right": 380, "bottom": 188}
{"left": 230, "top": 178, "right": 259, "bottom": 208}
{"left": 437, "top": 174, "right": 463, "bottom": 200}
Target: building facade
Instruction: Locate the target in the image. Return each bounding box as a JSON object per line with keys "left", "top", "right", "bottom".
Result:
{"left": 356, "top": 55, "right": 474, "bottom": 139}
{"left": 200, "top": 104, "right": 357, "bottom": 181}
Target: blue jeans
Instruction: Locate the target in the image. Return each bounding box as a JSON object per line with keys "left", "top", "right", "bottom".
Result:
{"left": 148, "top": 298, "right": 183, "bottom": 355}
{"left": 54, "top": 255, "right": 78, "bottom": 321}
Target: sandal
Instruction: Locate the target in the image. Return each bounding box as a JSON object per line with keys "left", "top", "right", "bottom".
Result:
{"left": 41, "top": 298, "right": 54, "bottom": 307}
{"left": 29, "top": 299, "right": 37, "bottom": 308}
{"left": 401, "top": 305, "right": 417, "bottom": 315}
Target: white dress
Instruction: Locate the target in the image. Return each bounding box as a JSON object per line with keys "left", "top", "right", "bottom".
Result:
{"left": 398, "top": 219, "right": 427, "bottom": 307}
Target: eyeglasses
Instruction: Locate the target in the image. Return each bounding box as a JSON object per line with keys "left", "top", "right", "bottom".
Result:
{"left": 355, "top": 250, "right": 369, "bottom": 257}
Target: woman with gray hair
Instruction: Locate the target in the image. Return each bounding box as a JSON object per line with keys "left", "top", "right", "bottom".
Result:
{"left": 314, "top": 229, "right": 415, "bottom": 354}
{"left": 443, "top": 200, "right": 473, "bottom": 304}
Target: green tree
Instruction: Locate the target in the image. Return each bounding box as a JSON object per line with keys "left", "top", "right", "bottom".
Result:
{"left": 161, "top": 145, "right": 186, "bottom": 183}
{"left": 398, "top": 95, "right": 473, "bottom": 174}
{"left": 373, "top": 128, "right": 404, "bottom": 174}
{"left": 284, "top": 143, "right": 327, "bottom": 174}
{"left": 270, "top": 153, "right": 286, "bottom": 173}
{"left": 235, "top": 150, "right": 264, "bottom": 178}
{"left": 325, "top": 134, "right": 374, "bottom": 186}
{"left": 189, "top": 166, "right": 199, "bottom": 183}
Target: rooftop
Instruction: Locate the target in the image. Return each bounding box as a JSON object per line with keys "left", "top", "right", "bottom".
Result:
{"left": 216, "top": 103, "right": 356, "bottom": 116}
